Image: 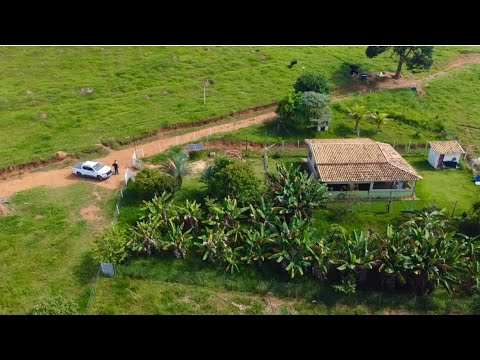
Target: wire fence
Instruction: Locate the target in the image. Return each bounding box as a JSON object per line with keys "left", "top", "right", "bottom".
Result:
{"left": 85, "top": 167, "right": 136, "bottom": 314}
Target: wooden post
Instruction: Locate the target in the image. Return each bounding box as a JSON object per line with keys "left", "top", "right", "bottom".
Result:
{"left": 451, "top": 200, "right": 458, "bottom": 217}
{"left": 297, "top": 140, "right": 300, "bottom": 148}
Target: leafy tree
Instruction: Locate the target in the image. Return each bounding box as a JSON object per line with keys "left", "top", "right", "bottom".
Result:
{"left": 371, "top": 111, "right": 393, "bottom": 133}
{"left": 294, "top": 73, "right": 329, "bottom": 94}
{"left": 92, "top": 224, "right": 130, "bottom": 264}
{"left": 161, "top": 149, "right": 190, "bottom": 187}
{"left": 276, "top": 89, "right": 298, "bottom": 119}
{"left": 366, "top": 46, "right": 434, "bottom": 79}
{"left": 205, "top": 162, "right": 263, "bottom": 206}
{"left": 346, "top": 104, "right": 372, "bottom": 136}
{"left": 133, "top": 168, "right": 178, "bottom": 199}
{"left": 28, "top": 296, "right": 79, "bottom": 315}
{"left": 294, "top": 91, "right": 333, "bottom": 131}
{"left": 201, "top": 157, "right": 236, "bottom": 183}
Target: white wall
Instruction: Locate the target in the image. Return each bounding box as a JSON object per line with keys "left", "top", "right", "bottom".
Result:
{"left": 443, "top": 153, "right": 461, "bottom": 162}
{"left": 428, "top": 148, "right": 439, "bottom": 168}
{"left": 428, "top": 148, "right": 462, "bottom": 168}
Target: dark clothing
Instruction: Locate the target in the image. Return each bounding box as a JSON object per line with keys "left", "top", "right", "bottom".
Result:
{"left": 113, "top": 163, "right": 119, "bottom": 175}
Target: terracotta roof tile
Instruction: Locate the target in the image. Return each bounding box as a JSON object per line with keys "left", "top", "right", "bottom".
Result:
{"left": 429, "top": 141, "right": 465, "bottom": 154}
{"left": 306, "top": 138, "right": 422, "bottom": 182}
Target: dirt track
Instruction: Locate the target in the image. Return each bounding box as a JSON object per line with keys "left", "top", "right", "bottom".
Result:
{"left": 0, "top": 112, "right": 276, "bottom": 197}
{"left": 2, "top": 54, "right": 480, "bottom": 198}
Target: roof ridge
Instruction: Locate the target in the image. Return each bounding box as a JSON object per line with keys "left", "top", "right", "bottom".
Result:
{"left": 378, "top": 142, "right": 421, "bottom": 178}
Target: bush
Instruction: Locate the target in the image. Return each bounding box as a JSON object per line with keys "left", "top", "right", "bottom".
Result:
{"left": 92, "top": 225, "right": 130, "bottom": 264}
{"left": 271, "top": 151, "right": 283, "bottom": 159}
{"left": 206, "top": 161, "right": 263, "bottom": 206}
{"left": 294, "top": 73, "right": 329, "bottom": 94}
{"left": 188, "top": 150, "right": 207, "bottom": 161}
{"left": 27, "top": 296, "right": 79, "bottom": 315}
{"left": 242, "top": 149, "right": 256, "bottom": 158}
{"left": 133, "top": 168, "right": 178, "bottom": 199}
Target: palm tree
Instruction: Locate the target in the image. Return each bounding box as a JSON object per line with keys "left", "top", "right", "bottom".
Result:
{"left": 346, "top": 104, "right": 371, "bottom": 136}
{"left": 161, "top": 150, "right": 190, "bottom": 187}
{"left": 371, "top": 111, "right": 392, "bottom": 134}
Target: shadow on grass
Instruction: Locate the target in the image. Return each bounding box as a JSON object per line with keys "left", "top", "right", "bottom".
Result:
{"left": 74, "top": 251, "right": 98, "bottom": 285}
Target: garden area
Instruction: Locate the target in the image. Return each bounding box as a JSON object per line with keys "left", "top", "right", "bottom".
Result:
{"left": 87, "top": 145, "right": 480, "bottom": 314}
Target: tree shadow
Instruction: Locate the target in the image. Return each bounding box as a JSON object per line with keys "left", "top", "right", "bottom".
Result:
{"left": 73, "top": 251, "right": 98, "bottom": 285}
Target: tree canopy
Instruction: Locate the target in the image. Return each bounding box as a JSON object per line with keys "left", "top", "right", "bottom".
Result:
{"left": 366, "top": 46, "right": 434, "bottom": 79}
{"left": 294, "top": 73, "right": 329, "bottom": 94}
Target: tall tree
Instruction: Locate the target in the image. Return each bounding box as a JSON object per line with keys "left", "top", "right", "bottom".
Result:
{"left": 366, "top": 46, "right": 434, "bottom": 79}
{"left": 346, "top": 104, "right": 371, "bottom": 136}
{"left": 371, "top": 111, "right": 393, "bottom": 133}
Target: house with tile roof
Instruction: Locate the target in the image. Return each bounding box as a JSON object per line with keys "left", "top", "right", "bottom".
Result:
{"left": 305, "top": 138, "right": 422, "bottom": 199}
{"left": 427, "top": 140, "right": 465, "bottom": 169}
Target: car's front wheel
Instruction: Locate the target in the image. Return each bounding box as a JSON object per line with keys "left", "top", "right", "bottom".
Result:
{"left": 76, "top": 172, "right": 82, "bottom": 176}
{"left": 97, "top": 175, "right": 104, "bottom": 181}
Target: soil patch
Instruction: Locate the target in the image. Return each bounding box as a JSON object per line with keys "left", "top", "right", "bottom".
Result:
{"left": 80, "top": 205, "right": 102, "bottom": 222}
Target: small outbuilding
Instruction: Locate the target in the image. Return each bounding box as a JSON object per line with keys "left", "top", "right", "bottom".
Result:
{"left": 428, "top": 141, "right": 465, "bottom": 169}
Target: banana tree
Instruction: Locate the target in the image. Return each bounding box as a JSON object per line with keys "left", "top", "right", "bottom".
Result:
{"left": 269, "top": 215, "right": 313, "bottom": 278}
{"left": 163, "top": 220, "right": 193, "bottom": 259}
{"left": 128, "top": 218, "right": 162, "bottom": 256}
{"left": 174, "top": 199, "right": 204, "bottom": 231}
{"left": 242, "top": 224, "right": 275, "bottom": 266}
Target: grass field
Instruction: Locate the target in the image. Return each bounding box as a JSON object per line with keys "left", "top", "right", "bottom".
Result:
{"left": 0, "top": 183, "right": 115, "bottom": 314}
{"left": 90, "top": 251, "right": 470, "bottom": 315}
{"left": 1, "top": 46, "right": 478, "bottom": 170}
{"left": 209, "top": 63, "right": 480, "bottom": 156}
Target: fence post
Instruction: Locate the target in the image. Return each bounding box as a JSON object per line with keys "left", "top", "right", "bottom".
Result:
{"left": 120, "top": 188, "right": 123, "bottom": 198}
{"left": 282, "top": 140, "right": 284, "bottom": 151}
{"left": 451, "top": 200, "right": 458, "bottom": 217}
{"left": 297, "top": 140, "right": 300, "bottom": 148}
{"left": 116, "top": 204, "right": 120, "bottom": 216}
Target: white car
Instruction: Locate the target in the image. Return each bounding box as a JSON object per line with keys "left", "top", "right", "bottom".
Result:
{"left": 72, "top": 161, "right": 113, "bottom": 181}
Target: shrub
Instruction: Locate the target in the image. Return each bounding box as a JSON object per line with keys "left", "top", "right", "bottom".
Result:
{"left": 242, "top": 149, "right": 256, "bottom": 158}
{"left": 206, "top": 161, "right": 263, "bottom": 206}
{"left": 133, "top": 168, "right": 178, "bottom": 199}
{"left": 188, "top": 150, "right": 207, "bottom": 161}
{"left": 271, "top": 151, "right": 283, "bottom": 159}
{"left": 27, "top": 296, "right": 79, "bottom": 315}
{"left": 92, "top": 225, "right": 130, "bottom": 264}
{"left": 294, "top": 73, "right": 329, "bottom": 94}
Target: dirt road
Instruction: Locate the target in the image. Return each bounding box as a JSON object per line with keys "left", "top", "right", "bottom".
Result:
{"left": 0, "top": 112, "right": 276, "bottom": 197}
{"left": 2, "top": 54, "right": 480, "bottom": 198}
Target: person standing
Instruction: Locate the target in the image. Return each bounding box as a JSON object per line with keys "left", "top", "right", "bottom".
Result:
{"left": 112, "top": 160, "right": 119, "bottom": 175}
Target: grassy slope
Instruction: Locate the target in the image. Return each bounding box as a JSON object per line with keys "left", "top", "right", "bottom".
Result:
{"left": 0, "top": 183, "right": 115, "bottom": 314}
{"left": 0, "top": 46, "right": 477, "bottom": 170}
{"left": 211, "top": 63, "right": 480, "bottom": 156}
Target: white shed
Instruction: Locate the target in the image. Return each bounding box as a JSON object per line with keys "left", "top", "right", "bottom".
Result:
{"left": 428, "top": 140, "right": 465, "bottom": 169}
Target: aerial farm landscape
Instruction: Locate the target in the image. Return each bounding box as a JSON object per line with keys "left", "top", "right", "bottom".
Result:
{"left": 1, "top": 46, "right": 480, "bottom": 315}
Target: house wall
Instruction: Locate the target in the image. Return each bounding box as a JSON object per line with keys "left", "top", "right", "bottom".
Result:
{"left": 428, "top": 148, "right": 439, "bottom": 168}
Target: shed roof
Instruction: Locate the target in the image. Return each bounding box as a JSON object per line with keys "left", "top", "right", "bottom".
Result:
{"left": 429, "top": 141, "right": 465, "bottom": 154}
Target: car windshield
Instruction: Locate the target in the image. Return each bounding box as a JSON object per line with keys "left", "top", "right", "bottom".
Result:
{"left": 93, "top": 162, "right": 105, "bottom": 171}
